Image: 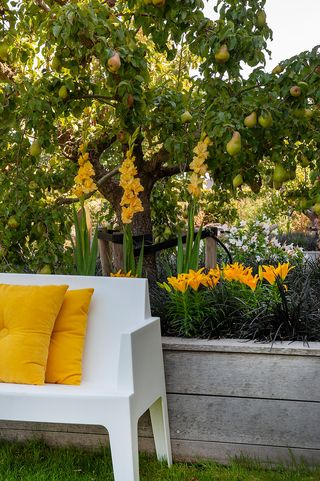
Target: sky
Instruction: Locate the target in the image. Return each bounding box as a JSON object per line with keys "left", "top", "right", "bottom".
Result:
{"left": 203, "top": 0, "right": 320, "bottom": 72}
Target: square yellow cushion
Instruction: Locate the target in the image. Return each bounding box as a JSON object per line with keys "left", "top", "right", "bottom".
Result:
{"left": 45, "top": 288, "right": 94, "bottom": 385}
{"left": 0, "top": 284, "right": 69, "bottom": 385}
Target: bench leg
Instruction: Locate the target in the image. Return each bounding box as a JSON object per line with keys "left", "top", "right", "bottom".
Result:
{"left": 108, "top": 414, "right": 139, "bottom": 481}
{"left": 149, "top": 396, "right": 172, "bottom": 466}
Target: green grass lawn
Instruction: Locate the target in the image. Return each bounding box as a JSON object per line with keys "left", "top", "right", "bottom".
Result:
{"left": 0, "top": 441, "right": 319, "bottom": 481}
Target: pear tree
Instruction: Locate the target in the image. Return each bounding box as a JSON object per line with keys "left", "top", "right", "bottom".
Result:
{"left": 0, "top": 0, "right": 319, "bottom": 273}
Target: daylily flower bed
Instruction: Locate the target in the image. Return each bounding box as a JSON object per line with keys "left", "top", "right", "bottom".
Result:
{"left": 156, "top": 261, "right": 320, "bottom": 342}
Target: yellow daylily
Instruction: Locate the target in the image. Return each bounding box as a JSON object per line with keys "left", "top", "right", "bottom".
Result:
{"left": 110, "top": 270, "right": 135, "bottom": 278}
{"left": 167, "top": 275, "right": 189, "bottom": 293}
{"left": 206, "top": 266, "right": 221, "bottom": 288}
{"left": 260, "top": 263, "right": 294, "bottom": 286}
{"left": 186, "top": 268, "right": 208, "bottom": 291}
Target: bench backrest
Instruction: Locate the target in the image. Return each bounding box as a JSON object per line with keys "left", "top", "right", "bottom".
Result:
{"left": 0, "top": 274, "right": 150, "bottom": 389}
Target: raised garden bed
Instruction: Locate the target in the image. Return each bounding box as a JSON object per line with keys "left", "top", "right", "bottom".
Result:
{"left": 1, "top": 337, "right": 319, "bottom": 465}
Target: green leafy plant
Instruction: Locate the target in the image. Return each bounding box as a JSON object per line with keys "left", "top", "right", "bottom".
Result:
{"left": 156, "top": 261, "right": 320, "bottom": 342}
{"left": 221, "top": 217, "right": 304, "bottom": 266}
{"left": 177, "top": 202, "right": 203, "bottom": 274}
{"left": 71, "top": 200, "right": 98, "bottom": 276}
{"left": 122, "top": 225, "right": 145, "bottom": 278}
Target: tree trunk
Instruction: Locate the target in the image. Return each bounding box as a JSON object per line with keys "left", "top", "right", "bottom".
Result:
{"left": 99, "top": 176, "right": 157, "bottom": 280}
{"left": 305, "top": 211, "right": 320, "bottom": 249}
{"left": 131, "top": 185, "right": 157, "bottom": 283}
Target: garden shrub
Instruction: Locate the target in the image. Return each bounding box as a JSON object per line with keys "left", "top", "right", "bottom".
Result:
{"left": 154, "top": 260, "right": 320, "bottom": 342}
{"left": 218, "top": 217, "right": 304, "bottom": 266}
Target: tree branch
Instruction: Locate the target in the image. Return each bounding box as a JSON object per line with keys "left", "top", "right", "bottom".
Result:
{"left": 97, "top": 166, "right": 119, "bottom": 186}
{"left": 55, "top": 191, "right": 95, "bottom": 206}
{"left": 157, "top": 163, "right": 190, "bottom": 179}
{"left": 0, "top": 62, "right": 15, "bottom": 82}
{"left": 35, "top": 0, "right": 51, "bottom": 12}
{"left": 73, "top": 94, "right": 116, "bottom": 106}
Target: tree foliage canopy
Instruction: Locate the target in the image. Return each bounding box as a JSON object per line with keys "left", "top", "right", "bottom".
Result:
{"left": 0, "top": 0, "right": 319, "bottom": 271}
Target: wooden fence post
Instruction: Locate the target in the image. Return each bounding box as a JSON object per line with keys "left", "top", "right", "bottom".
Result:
{"left": 98, "top": 238, "right": 113, "bottom": 275}
{"left": 205, "top": 237, "right": 217, "bottom": 269}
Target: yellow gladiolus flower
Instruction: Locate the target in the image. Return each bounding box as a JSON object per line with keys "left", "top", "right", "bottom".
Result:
{"left": 119, "top": 148, "right": 144, "bottom": 224}
{"left": 74, "top": 144, "right": 96, "bottom": 197}
{"left": 187, "top": 182, "right": 202, "bottom": 197}
{"left": 121, "top": 206, "right": 135, "bottom": 224}
{"left": 187, "top": 135, "right": 211, "bottom": 198}
{"left": 82, "top": 178, "right": 97, "bottom": 193}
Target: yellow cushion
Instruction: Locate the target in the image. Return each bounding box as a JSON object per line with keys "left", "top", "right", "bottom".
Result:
{"left": 0, "top": 284, "right": 69, "bottom": 385}
{"left": 45, "top": 288, "right": 94, "bottom": 385}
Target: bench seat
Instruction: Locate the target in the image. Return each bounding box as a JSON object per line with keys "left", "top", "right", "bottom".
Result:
{"left": 0, "top": 273, "right": 172, "bottom": 481}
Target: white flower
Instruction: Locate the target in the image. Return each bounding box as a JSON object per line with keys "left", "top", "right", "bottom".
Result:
{"left": 230, "top": 226, "right": 238, "bottom": 234}
{"left": 241, "top": 245, "right": 248, "bottom": 252}
{"left": 220, "top": 224, "right": 229, "bottom": 232}
{"left": 235, "top": 239, "right": 243, "bottom": 247}
{"left": 269, "top": 237, "right": 281, "bottom": 248}
{"left": 240, "top": 220, "right": 246, "bottom": 227}
{"left": 256, "top": 255, "right": 261, "bottom": 261}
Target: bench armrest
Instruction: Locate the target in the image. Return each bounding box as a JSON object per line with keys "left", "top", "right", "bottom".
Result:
{"left": 117, "top": 317, "right": 166, "bottom": 409}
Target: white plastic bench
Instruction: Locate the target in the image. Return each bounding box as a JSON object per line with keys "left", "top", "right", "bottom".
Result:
{"left": 0, "top": 273, "right": 172, "bottom": 481}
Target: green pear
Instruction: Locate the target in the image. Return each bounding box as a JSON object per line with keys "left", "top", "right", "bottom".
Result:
{"left": 312, "top": 203, "right": 320, "bottom": 216}
{"left": 273, "top": 180, "right": 283, "bottom": 190}
{"left": 256, "top": 10, "right": 267, "bottom": 28}
{"left": 181, "top": 111, "right": 192, "bottom": 123}
{"left": 272, "top": 65, "right": 283, "bottom": 75}
{"left": 7, "top": 216, "right": 19, "bottom": 229}
{"left": 273, "top": 164, "right": 288, "bottom": 183}
{"left": 300, "top": 154, "right": 310, "bottom": 167}
{"left": 28, "top": 181, "right": 38, "bottom": 190}
{"left": 232, "top": 174, "right": 243, "bottom": 188}
{"left": 0, "top": 42, "right": 9, "bottom": 60}
{"left": 244, "top": 111, "right": 257, "bottom": 128}
{"left": 163, "top": 226, "right": 172, "bottom": 237}
{"left": 215, "top": 44, "right": 230, "bottom": 64}
{"left": 107, "top": 52, "right": 121, "bottom": 72}
{"left": 51, "top": 55, "right": 61, "bottom": 71}
{"left": 38, "top": 265, "right": 52, "bottom": 275}
{"left": 29, "top": 140, "right": 41, "bottom": 157}
{"left": 226, "top": 131, "right": 241, "bottom": 156}
{"left": 299, "top": 197, "right": 309, "bottom": 210}
{"left": 290, "top": 85, "right": 301, "bottom": 97}
{"left": 258, "top": 112, "right": 273, "bottom": 128}
{"left": 58, "top": 85, "right": 68, "bottom": 99}
{"left": 304, "top": 109, "right": 313, "bottom": 119}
